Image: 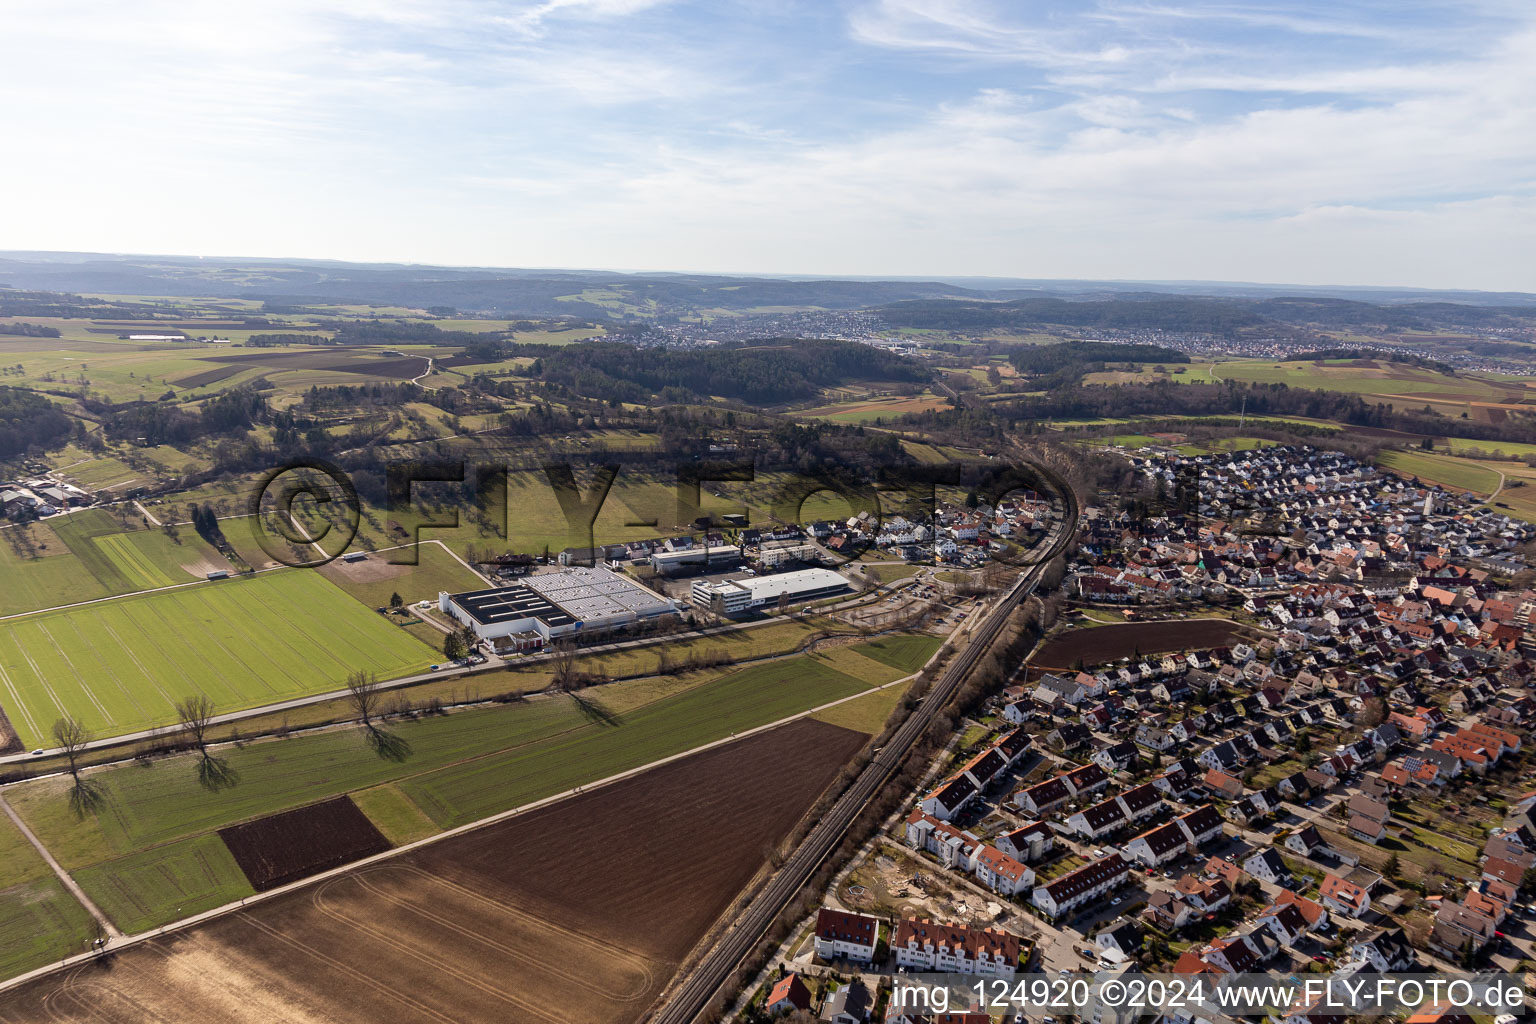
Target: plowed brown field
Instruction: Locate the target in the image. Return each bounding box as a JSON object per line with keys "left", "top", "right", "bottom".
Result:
{"left": 0, "top": 718, "right": 868, "bottom": 1024}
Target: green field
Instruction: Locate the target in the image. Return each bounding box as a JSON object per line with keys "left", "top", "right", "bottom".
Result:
{"left": 0, "top": 569, "right": 436, "bottom": 747}
{"left": 811, "top": 680, "right": 909, "bottom": 734}
{"left": 1377, "top": 450, "right": 1502, "bottom": 495}
{"left": 399, "top": 657, "right": 872, "bottom": 828}
{"left": 840, "top": 634, "right": 940, "bottom": 674}
{"left": 0, "top": 512, "right": 233, "bottom": 619}
{"left": 0, "top": 877, "right": 99, "bottom": 980}
{"left": 0, "top": 811, "right": 97, "bottom": 980}
{"left": 72, "top": 834, "right": 253, "bottom": 934}
{"left": 6, "top": 647, "right": 894, "bottom": 944}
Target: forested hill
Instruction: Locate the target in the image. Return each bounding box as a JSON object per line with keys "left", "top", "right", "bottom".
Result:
{"left": 1010, "top": 341, "right": 1189, "bottom": 375}
{"left": 0, "top": 387, "right": 75, "bottom": 458}
{"left": 879, "top": 294, "right": 1536, "bottom": 337}
{"left": 510, "top": 339, "right": 929, "bottom": 405}
{"left": 877, "top": 296, "right": 1272, "bottom": 336}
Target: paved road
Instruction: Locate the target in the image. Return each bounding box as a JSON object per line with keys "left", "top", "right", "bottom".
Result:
{"left": 645, "top": 476, "right": 1078, "bottom": 1024}
{"left": 0, "top": 569, "right": 926, "bottom": 767}
{"left": 0, "top": 671, "right": 923, "bottom": 998}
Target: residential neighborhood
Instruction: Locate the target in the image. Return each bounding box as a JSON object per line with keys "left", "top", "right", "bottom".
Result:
{"left": 745, "top": 445, "right": 1536, "bottom": 1024}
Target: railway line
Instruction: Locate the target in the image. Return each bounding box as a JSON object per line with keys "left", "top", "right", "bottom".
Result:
{"left": 646, "top": 472, "right": 1079, "bottom": 1024}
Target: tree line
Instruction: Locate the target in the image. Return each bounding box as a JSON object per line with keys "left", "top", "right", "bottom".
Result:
{"left": 0, "top": 321, "right": 61, "bottom": 338}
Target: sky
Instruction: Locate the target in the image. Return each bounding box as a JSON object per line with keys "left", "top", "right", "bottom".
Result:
{"left": 3, "top": 0, "right": 1535, "bottom": 289}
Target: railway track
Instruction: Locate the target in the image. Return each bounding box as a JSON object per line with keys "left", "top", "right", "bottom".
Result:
{"left": 647, "top": 479, "right": 1079, "bottom": 1024}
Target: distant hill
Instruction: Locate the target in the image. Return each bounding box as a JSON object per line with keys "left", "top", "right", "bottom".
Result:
{"left": 3, "top": 252, "right": 1535, "bottom": 333}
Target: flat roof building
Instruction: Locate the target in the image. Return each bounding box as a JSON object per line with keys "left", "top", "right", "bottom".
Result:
{"left": 442, "top": 566, "right": 677, "bottom": 644}
{"left": 691, "top": 567, "right": 850, "bottom": 615}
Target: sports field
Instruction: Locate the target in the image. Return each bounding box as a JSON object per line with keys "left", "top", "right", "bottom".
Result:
{"left": 0, "top": 570, "right": 435, "bottom": 747}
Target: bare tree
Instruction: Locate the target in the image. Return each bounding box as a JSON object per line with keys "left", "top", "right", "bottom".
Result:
{"left": 551, "top": 638, "right": 581, "bottom": 692}
{"left": 345, "top": 671, "right": 383, "bottom": 731}
{"left": 175, "top": 694, "right": 216, "bottom": 760}
{"left": 51, "top": 716, "right": 91, "bottom": 781}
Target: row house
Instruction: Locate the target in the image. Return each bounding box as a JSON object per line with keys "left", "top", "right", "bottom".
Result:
{"left": 892, "top": 919, "right": 1020, "bottom": 976}
{"left": 1031, "top": 854, "right": 1132, "bottom": 919}
{"left": 1126, "top": 820, "right": 1188, "bottom": 868}
{"left": 972, "top": 844, "right": 1036, "bottom": 897}
{"left": 904, "top": 810, "right": 982, "bottom": 869}
{"left": 1067, "top": 797, "right": 1131, "bottom": 841}
{"left": 918, "top": 773, "right": 979, "bottom": 822}
{"left": 1177, "top": 804, "right": 1225, "bottom": 847}
{"left": 995, "top": 820, "right": 1053, "bottom": 863}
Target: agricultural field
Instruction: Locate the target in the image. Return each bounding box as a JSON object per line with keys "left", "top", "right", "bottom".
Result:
{"left": 1031, "top": 618, "right": 1251, "bottom": 672}
{"left": 1200, "top": 358, "right": 1536, "bottom": 423}
{"left": 1377, "top": 449, "right": 1536, "bottom": 522}
{"left": 810, "top": 679, "right": 909, "bottom": 734}
{"left": 71, "top": 834, "right": 252, "bottom": 935}
{"left": 1376, "top": 449, "right": 1503, "bottom": 495}
{"left": 0, "top": 810, "right": 99, "bottom": 981}
{"left": 0, "top": 569, "right": 435, "bottom": 747}
{"left": 0, "top": 511, "right": 232, "bottom": 618}
{"left": 0, "top": 719, "right": 867, "bottom": 1022}
{"left": 799, "top": 391, "right": 950, "bottom": 423}
{"left": 5, "top": 644, "right": 898, "bottom": 940}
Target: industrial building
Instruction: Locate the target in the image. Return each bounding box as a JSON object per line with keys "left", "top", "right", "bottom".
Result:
{"left": 690, "top": 567, "right": 850, "bottom": 615}
{"left": 441, "top": 565, "right": 678, "bottom": 650}
{"left": 648, "top": 544, "right": 743, "bottom": 576}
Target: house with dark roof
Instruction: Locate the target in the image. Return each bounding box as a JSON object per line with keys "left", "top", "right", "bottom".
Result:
{"left": 1015, "top": 776, "right": 1071, "bottom": 816}
{"left": 1067, "top": 796, "right": 1130, "bottom": 841}
{"left": 1177, "top": 804, "right": 1225, "bottom": 847}
{"left": 765, "top": 973, "right": 812, "bottom": 1015}
{"left": 1032, "top": 854, "right": 1132, "bottom": 918}
{"left": 814, "top": 908, "right": 880, "bottom": 963}
{"left": 1244, "top": 848, "right": 1293, "bottom": 888}
{"left": 1351, "top": 926, "right": 1415, "bottom": 971}
{"left": 1126, "top": 821, "right": 1188, "bottom": 868}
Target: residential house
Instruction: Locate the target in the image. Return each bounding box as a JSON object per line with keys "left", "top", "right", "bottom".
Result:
{"left": 1243, "top": 848, "right": 1293, "bottom": 888}
{"left": 995, "top": 821, "right": 1054, "bottom": 863}
{"left": 765, "top": 974, "right": 813, "bottom": 1016}
{"left": 1032, "top": 855, "right": 1132, "bottom": 919}
{"left": 1126, "top": 821, "right": 1189, "bottom": 868}
{"left": 823, "top": 981, "right": 871, "bottom": 1024}
{"left": 972, "top": 845, "right": 1035, "bottom": 896}
{"left": 1318, "top": 873, "right": 1371, "bottom": 918}
{"left": 892, "top": 919, "right": 1021, "bottom": 976}
{"left": 814, "top": 908, "right": 880, "bottom": 963}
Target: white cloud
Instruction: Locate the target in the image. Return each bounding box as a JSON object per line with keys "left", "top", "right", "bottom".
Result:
{"left": 2, "top": 0, "right": 1534, "bottom": 289}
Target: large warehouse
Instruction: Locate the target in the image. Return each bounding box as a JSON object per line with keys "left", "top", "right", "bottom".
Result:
{"left": 441, "top": 566, "right": 678, "bottom": 649}
{"left": 690, "top": 567, "right": 850, "bottom": 615}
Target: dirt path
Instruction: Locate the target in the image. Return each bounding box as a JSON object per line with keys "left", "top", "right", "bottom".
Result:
{"left": 0, "top": 792, "right": 122, "bottom": 939}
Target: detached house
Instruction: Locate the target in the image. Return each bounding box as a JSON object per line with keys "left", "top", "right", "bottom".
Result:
{"left": 814, "top": 908, "right": 880, "bottom": 963}
{"left": 1318, "top": 873, "right": 1371, "bottom": 918}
